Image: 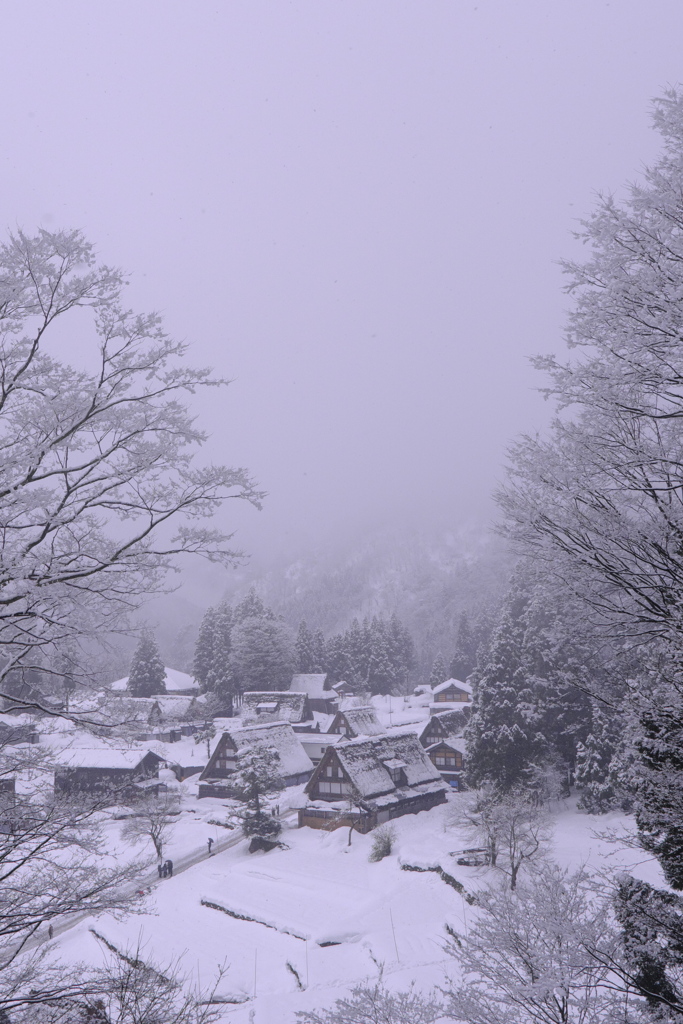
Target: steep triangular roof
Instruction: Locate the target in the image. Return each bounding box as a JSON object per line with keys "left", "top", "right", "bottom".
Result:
{"left": 289, "top": 674, "right": 330, "bottom": 698}
{"left": 333, "top": 732, "right": 443, "bottom": 800}
{"left": 225, "top": 721, "right": 313, "bottom": 777}
{"left": 330, "top": 706, "right": 384, "bottom": 738}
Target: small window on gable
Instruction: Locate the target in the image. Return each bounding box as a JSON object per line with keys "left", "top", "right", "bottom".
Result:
{"left": 383, "top": 759, "right": 407, "bottom": 786}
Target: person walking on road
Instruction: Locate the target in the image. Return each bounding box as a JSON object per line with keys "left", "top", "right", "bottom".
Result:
{"left": 48, "top": 924, "right": 53, "bottom": 940}
{"left": 157, "top": 862, "right": 164, "bottom": 879}
{"left": 207, "top": 837, "right": 213, "bottom": 856}
{"left": 165, "top": 859, "right": 173, "bottom": 877}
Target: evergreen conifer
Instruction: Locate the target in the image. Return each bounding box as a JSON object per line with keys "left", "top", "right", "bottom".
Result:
{"left": 128, "top": 629, "right": 166, "bottom": 697}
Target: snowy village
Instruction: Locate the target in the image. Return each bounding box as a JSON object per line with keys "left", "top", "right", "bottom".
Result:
{"left": 3, "top": 3, "right": 683, "bottom": 1023}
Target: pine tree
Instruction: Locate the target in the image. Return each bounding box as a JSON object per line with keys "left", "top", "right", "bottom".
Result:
{"left": 295, "top": 620, "right": 316, "bottom": 673}
{"left": 575, "top": 708, "right": 619, "bottom": 813}
{"left": 193, "top": 602, "right": 235, "bottom": 713}
{"left": 205, "top": 602, "right": 234, "bottom": 712}
{"left": 388, "top": 613, "right": 416, "bottom": 689}
{"left": 193, "top": 606, "right": 218, "bottom": 689}
{"left": 230, "top": 616, "right": 295, "bottom": 692}
{"left": 233, "top": 587, "right": 274, "bottom": 623}
{"left": 367, "top": 621, "right": 395, "bottom": 695}
{"left": 614, "top": 875, "right": 683, "bottom": 1013}
{"left": 231, "top": 746, "right": 284, "bottom": 844}
{"left": 449, "top": 612, "right": 476, "bottom": 680}
{"left": 312, "top": 629, "right": 326, "bottom": 673}
{"left": 465, "top": 593, "right": 548, "bottom": 794}
{"left": 429, "top": 652, "right": 448, "bottom": 687}
{"left": 634, "top": 700, "right": 683, "bottom": 890}
{"left": 128, "top": 629, "right": 166, "bottom": 697}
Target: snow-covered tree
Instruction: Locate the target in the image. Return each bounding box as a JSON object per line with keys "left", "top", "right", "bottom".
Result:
{"left": 499, "top": 90, "right": 683, "bottom": 650}
{"left": 449, "top": 611, "right": 477, "bottom": 681}
{"left": 428, "top": 652, "right": 448, "bottom": 687}
{"left": 231, "top": 746, "right": 284, "bottom": 845}
{"left": 193, "top": 605, "right": 219, "bottom": 689}
{"left": 633, "top": 699, "right": 683, "bottom": 890}
{"left": 575, "top": 707, "right": 621, "bottom": 813}
{"left": 465, "top": 592, "right": 549, "bottom": 794}
{"left": 297, "top": 982, "right": 444, "bottom": 1024}
{"left": 295, "top": 620, "right": 317, "bottom": 673}
{"left": 193, "top": 602, "right": 235, "bottom": 713}
{"left": 233, "top": 587, "right": 274, "bottom": 623}
{"left": 120, "top": 794, "right": 179, "bottom": 860}
{"left": 445, "top": 864, "right": 631, "bottom": 1024}
{"left": 613, "top": 874, "right": 683, "bottom": 1017}
{"left": 0, "top": 228, "right": 260, "bottom": 709}
{"left": 230, "top": 615, "right": 295, "bottom": 693}
{"left": 127, "top": 629, "right": 166, "bottom": 697}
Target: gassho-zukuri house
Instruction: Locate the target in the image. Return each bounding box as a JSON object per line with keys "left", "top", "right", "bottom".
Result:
{"left": 198, "top": 720, "right": 314, "bottom": 798}
{"left": 297, "top": 731, "right": 449, "bottom": 833}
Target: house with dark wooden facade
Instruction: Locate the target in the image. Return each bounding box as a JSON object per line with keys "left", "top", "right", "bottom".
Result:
{"left": 198, "top": 721, "right": 314, "bottom": 798}
{"left": 326, "top": 705, "right": 384, "bottom": 739}
{"left": 289, "top": 674, "right": 339, "bottom": 714}
{"left": 429, "top": 678, "right": 472, "bottom": 715}
{"left": 298, "top": 731, "right": 448, "bottom": 833}
{"left": 418, "top": 710, "right": 468, "bottom": 790}
{"left": 54, "top": 748, "right": 164, "bottom": 799}
{"left": 241, "top": 691, "right": 311, "bottom": 724}
{"left": 418, "top": 708, "right": 469, "bottom": 747}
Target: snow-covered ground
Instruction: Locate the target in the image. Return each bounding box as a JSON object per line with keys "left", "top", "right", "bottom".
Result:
{"left": 47, "top": 791, "right": 663, "bottom": 1024}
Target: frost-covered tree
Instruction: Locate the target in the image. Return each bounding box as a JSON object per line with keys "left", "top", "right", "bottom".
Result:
{"left": 0, "top": 228, "right": 260, "bottom": 709}
{"left": 428, "top": 652, "right": 448, "bottom": 687}
{"left": 575, "top": 707, "right": 621, "bottom": 813}
{"left": 613, "top": 874, "right": 683, "bottom": 1017}
{"left": 499, "top": 91, "right": 683, "bottom": 649}
{"left": 297, "top": 981, "right": 443, "bottom": 1024}
{"left": 295, "top": 620, "right": 316, "bottom": 673}
{"left": 120, "top": 794, "right": 179, "bottom": 860}
{"left": 445, "top": 864, "right": 631, "bottom": 1024}
{"left": 449, "top": 611, "right": 477, "bottom": 681}
{"left": 230, "top": 615, "right": 295, "bottom": 693}
{"left": 231, "top": 746, "right": 284, "bottom": 845}
{"left": 127, "top": 629, "right": 166, "bottom": 697}
{"left": 0, "top": 227, "right": 259, "bottom": 1019}
{"left": 465, "top": 592, "right": 549, "bottom": 794}
{"left": 633, "top": 699, "right": 683, "bottom": 890}
{"left": 193, "top": 602, "right": 234, "bottom": 713}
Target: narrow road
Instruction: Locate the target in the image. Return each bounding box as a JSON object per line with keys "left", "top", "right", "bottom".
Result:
{"left": 28, "top": 828, "right": 245, "bottom": 949}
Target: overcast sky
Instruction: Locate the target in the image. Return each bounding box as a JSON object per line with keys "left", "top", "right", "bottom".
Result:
{"left": 2, "top": 1, "right": 683, "bottom": 565}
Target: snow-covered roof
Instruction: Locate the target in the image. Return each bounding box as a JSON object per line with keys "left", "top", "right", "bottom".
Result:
{"left": 333, "top": 706, "right": 385, "bottom": 737}
{"left": 333, "top": 732, "right": 444, "bottom": 801}
{"left": 432, "top": 678, "right": 472, "bottom": 696}
{"left": 227, "top": 721, "right": 314, "bottom": 778}
{"left": 426, "top": 736, "right": 466, "bottom": 755}
{"left": 110, "top": 667, "right": 198, "bottom": 693}
{"left": 418, "top": 708, "right": 469, "bottom": 741}
{"left": 54, "top": 747, "right": 162, "bottom": 770}
{"left": 289, "top": 674, "right": 330, "bottom": 699}
{"left": 242, "top": 691, "right": 309, "bottom": 723}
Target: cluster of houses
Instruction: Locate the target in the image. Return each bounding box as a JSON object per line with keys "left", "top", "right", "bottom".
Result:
{"left": 6, "top": 667, "right": 474, "bottom": 835}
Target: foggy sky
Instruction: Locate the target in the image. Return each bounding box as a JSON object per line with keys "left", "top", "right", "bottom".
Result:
{"left": 2, "top": 1, "right": 683, "bottom": 567}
